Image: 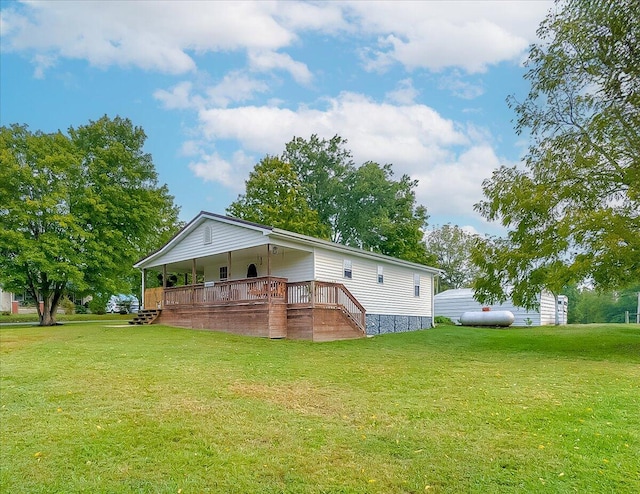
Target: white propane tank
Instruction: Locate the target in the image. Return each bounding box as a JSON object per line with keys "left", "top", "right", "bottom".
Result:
{"left": 460, "top": 310, "right": 515, "bottom": 327}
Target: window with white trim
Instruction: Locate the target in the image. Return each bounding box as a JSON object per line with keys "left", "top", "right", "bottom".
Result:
{"left": 343, "top": 259, "right": 352, "bottom": 279}
{"left": 377, "top": 266, "right": 384, "bottom": 284}
{"left": 413, "top": 274, "right": 420, "bottom": 297}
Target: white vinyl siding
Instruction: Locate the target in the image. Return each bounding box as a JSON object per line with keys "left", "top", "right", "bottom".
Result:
{"left": 539, "top": 291, "right": 558, "bottom": 325}
{"left": 314, "top": 248, "right": 433, "bottom": 317}
{"left": 145, "top": 219, "right": 267, "bottom": 267}
{"left": 271, "top": 249, "right": 314, "bottom": 282}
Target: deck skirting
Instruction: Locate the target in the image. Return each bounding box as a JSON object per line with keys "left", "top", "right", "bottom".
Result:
{"left": 366, "top": 314, "right": 433, "bottom": 335}
{"left": 156, "top": 302, "right": 365, "bottom": 341}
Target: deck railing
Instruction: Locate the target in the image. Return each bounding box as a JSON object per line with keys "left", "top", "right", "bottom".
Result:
{"left": 163, "top": 277, "right": 288, "bottom": 306}
{"left": 159, "top": 277, "right": 366, "bottom": 333}
{"left": 287, "top": 281, "right": 366, "bottom": 332}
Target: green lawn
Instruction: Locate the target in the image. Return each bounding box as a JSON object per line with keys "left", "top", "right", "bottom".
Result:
{"left": 1, "top": 323, "right": 639, "bottom": 493}
{"left": 0, "top": 313, "right": 132, "bottom": 324}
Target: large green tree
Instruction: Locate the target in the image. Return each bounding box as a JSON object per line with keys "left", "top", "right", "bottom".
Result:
{"left": 425, "top": 224, "right": 480, "bottom": 291}
{"left": 226, "top": 156, "right": 330, "bottom": 238}
{"left": 473, "top": 0, "right": 639, "bottom": 309}
{"left": 232, "top": 135, "right": 433, "bottom": 264}
{"left": 338, "top": 162, "right": 433, "bottom": 264}
{"left": 282, "top": 134, "right": 352, "bottom": 241}
{"left": 0, "top": 116, "right": 180, "bottom": 325}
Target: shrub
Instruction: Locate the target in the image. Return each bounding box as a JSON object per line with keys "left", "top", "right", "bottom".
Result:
{"left": 434, "top": 315, "right": 455, "bottom": 325}
{"left": 88, "top": 294, "right": 109, "bottom": 315}
{"left": 60, "top": 297, "right": 76, "bottom": 315}
{"left": 75, "top": 304, "right": 88, "bottom": 314}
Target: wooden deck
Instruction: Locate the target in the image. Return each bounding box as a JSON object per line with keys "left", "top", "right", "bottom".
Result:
{"left": 147, "top": 277, "right": 366, "bottom": 341}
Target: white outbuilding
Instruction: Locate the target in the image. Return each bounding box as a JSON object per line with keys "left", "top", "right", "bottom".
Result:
{"left": 434, "top": 288, "right": 568, "bottom": 326}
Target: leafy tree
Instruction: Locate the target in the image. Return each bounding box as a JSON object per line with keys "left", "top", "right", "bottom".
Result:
{"left": 473, "top": 0, "right": 639, "bottom": 309}
{"left": 0, "top": 116, "right": 180, "bottom": 325}
{"left": 226, "top": 156, "right": 330, "bottom": 238}
{"left": 282, "top": 134, "right": 352, "bottom": 241}
{"left": 339, "top": 162, "right": 433, "bottom": 264}
{"left": 565, "top": 283, "right": 640, "bottom": 323}
{"left": 426, "top": 224, "right": 480, "bottom": 291}
{"left": 232, "top": 136, "right": 434, "bottom": 264}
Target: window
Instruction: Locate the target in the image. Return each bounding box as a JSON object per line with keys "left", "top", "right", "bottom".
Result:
{"left": 219, "top": 266, "right": 228, "bottom": 280}
{"left": 413, "top": 274, "right": 420, "bottom": 297}
{"left": 343, "top": 260, "right": 352, "bottom": 279}
{"left": 203, "top": 225, "right": 213, "bottom": 245}
{"left": 377, "top": 266, "right": 384, "bottom": 284}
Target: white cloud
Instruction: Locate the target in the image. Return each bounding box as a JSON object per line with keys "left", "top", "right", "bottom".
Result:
{"left": 2, "top": 0, "right": 551, "bottom": 77}
{"left": 248, "top": 50, "right": 312, "bottom": 85}
{"left": 154, "top": 73, "right": 271, "bottom": 110}
{"left": 154, "top": 81, "right": 197, "bottom": 110}
{"left": 348, "top": 1, "right": 552, "bottom": 73}
{"left": 1, "top": 1, "right": 298, "bottom": 74}
{"left": 385, "top": 78, "right": 419, "bottom": 105}
{"left": 190, "top": 92, "right": 508, "bottom": 225}
{"left": 415, "top": 144, "right": 505, "bottom": 218}
{"left": 276, "top": 1, "right": 348, "bottom": 33}
{"left": 438, "top": 71, "right": 485, "bottom": 99}
{"left": 196, "top": 92, "right": 467, "bottom": 164}
{"left": 189, "top": 149, "right": 256, "bottom": 190}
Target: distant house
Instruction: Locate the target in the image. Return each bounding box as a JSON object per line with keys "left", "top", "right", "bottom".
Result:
{"left": 434, "top": 288, "right": 568, "bottom": 326}
{"left": 134, "top": 211, "right": 443, "bottom": 341}
{"left": 0, "top": 287, "right": 13, "bottom": 313}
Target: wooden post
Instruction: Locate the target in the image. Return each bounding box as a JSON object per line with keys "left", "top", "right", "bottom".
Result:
{"left": 162, "top": 264, "right": 167, "bottom": 308}
{"left": 227, "top": 252, "right": 232, "bottom": 280}
{"left": 192, "top": 258, "right": 197, "bottom": 285}
{"left": 267, "top": 244, "right": 271, "bottom": 276}
{"left": 141, "top": 269, "right": 146, "bottom": 309}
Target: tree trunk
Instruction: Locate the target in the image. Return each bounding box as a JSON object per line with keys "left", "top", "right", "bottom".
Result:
{"left": 39, "top": 294, "right": 59, "bottom": 326}
{"left": 554, "top": 293, "right": 560, "bottom": 326}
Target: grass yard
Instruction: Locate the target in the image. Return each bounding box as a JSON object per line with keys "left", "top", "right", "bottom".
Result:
{"left": 1, "top": 323, "right": 639, "bottom": 493}
{"left": 0, "top": 313, "right": 132, "bottom": 324}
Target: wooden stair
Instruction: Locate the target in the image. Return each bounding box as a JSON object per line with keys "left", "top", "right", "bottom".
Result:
{"left": 339, "top": 305, "right": 367, "bottom": 336}
{"left": 129, "top": 309, "right": 161, "bottom": 325}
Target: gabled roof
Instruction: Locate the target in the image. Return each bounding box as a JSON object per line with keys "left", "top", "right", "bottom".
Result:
{"left": 135, "top": 211, "right": 443, "bottom": 274}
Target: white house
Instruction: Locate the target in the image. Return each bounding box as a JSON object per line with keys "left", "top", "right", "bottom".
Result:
{"left": 0, "top": 287, "right": 13, "bottom": 313}
{"left": 133, "top": 211, "right": 443, "bottom": 341}
{"left": 434, "top": 288, "right": 568, "bottom": 326}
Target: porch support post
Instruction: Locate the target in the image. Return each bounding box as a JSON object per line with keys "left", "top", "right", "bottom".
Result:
{"left": 141, "top": 269, "right": 146, "bottom": 310}
{"left": 162, "top": 264, "right": 167, "bottom": 309}
{"left": 267, "top": 244, "right": 271, "bottom": 276}
{"left": 227, "top": 252, "right": 232, "bottom": 280}
{"left": 192, "top": 258, "right": 197, "bottom": 285}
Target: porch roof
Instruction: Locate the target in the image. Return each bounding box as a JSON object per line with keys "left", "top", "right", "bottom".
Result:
{"left": 134, "top": 211, "right": 444, "bottom": 276}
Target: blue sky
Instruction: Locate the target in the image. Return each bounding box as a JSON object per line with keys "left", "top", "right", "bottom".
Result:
{"left": 1, "top": 0, "right": 553, "bottom": 236}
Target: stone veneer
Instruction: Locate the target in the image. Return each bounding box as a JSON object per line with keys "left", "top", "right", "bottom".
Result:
{"left": 365, "top": 314, "right": 433, "bottom": 335}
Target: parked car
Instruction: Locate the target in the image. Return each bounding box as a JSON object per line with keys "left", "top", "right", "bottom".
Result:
{"left": 106, "top": 294, "right": 139, "bottom": 314}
